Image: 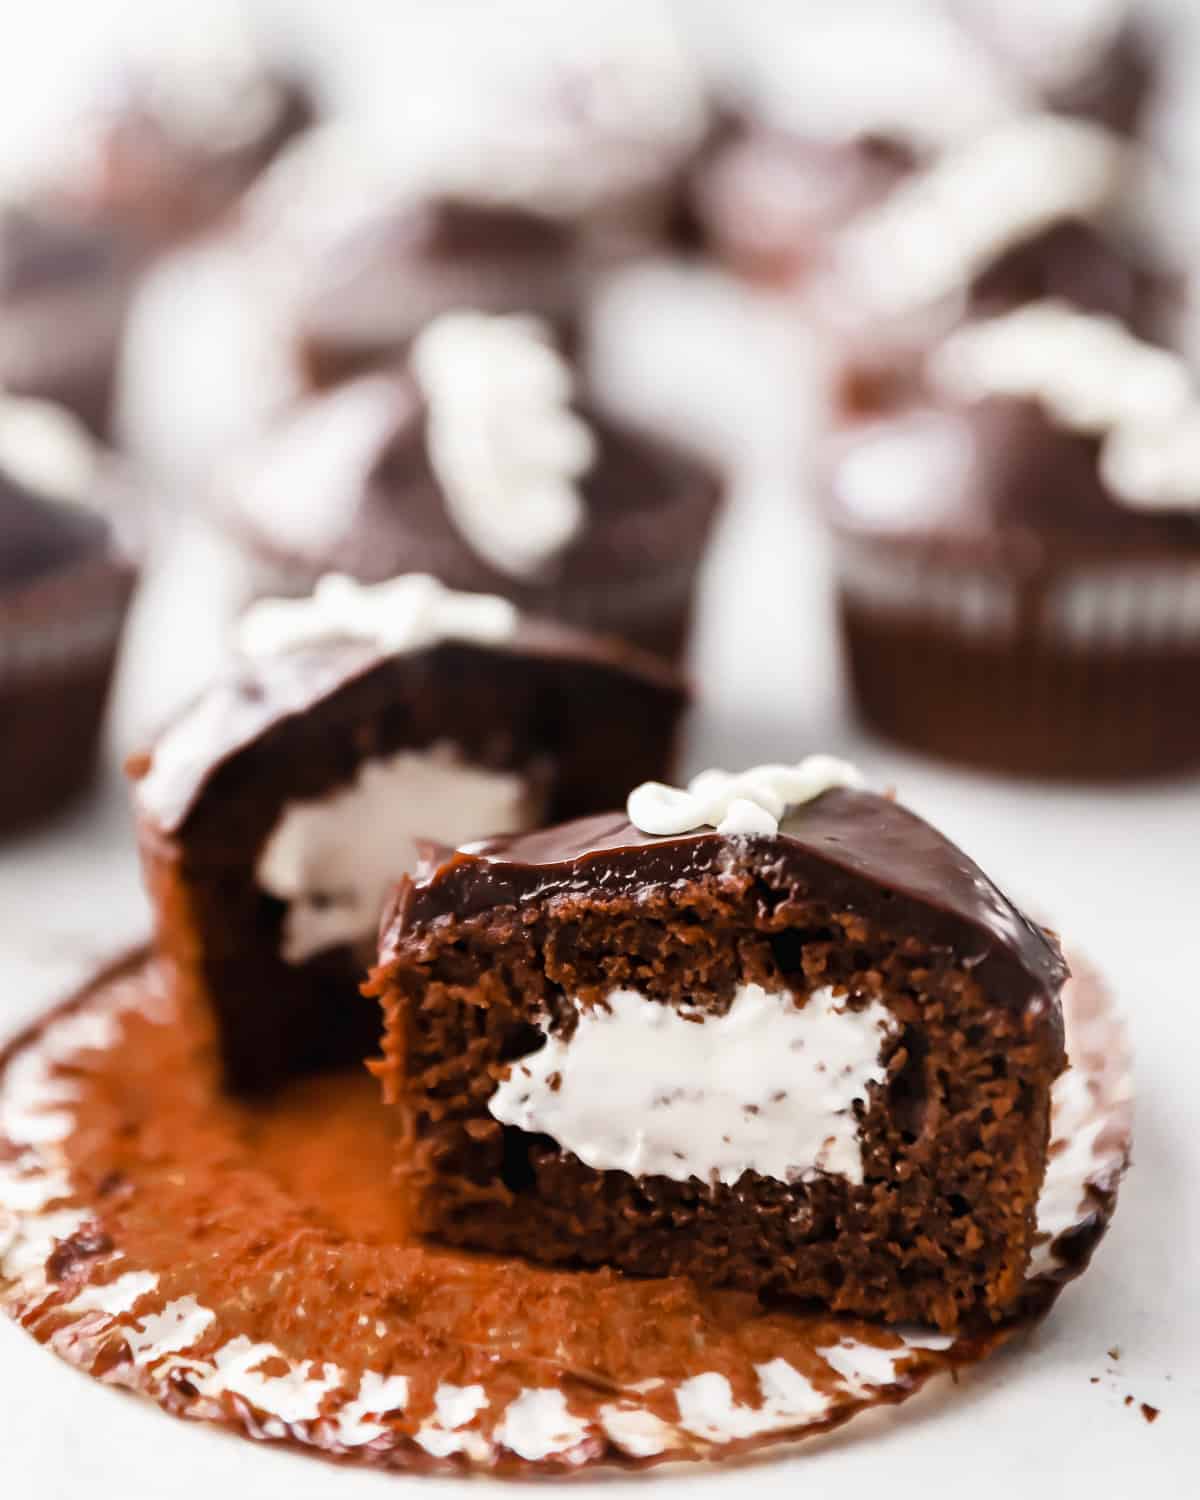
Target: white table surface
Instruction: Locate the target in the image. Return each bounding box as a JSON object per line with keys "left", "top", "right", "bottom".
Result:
{"left": 2, "top": 2, "right": 1199, "bottom": 1494}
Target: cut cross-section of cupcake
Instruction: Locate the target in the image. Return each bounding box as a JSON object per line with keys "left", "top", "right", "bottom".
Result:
{"left": 372, "top": 759, "right": 1068, "bottom": 1332}
{"left": 128, "top": 573, "right": 687, "bottom": 1093}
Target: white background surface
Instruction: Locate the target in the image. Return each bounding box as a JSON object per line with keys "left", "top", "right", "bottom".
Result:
{"left": 1, "top": 2, "right": 1198, "bottom": 1495}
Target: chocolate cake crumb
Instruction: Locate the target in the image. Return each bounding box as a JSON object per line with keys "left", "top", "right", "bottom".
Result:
{"left": 1141, "top": 1403, "right": 1160, "bottom": 1424}
{"left": 46, "top": 1224, "right": 114, "bottom": 1281}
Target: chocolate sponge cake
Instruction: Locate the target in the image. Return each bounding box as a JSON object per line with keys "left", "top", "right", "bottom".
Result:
{"left": 373, "top": 760, "right": 1068, "bottom": 1331}
{"left": 130, "top": 573, "right": 686, "bottom": 1093}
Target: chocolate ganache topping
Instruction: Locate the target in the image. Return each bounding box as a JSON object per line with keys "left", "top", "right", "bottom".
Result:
{"left": 382, "top": 790, "right": 1068, "bottom": 1014}
{"left": 131, "top": 611, "right": 683, "bottom": 839}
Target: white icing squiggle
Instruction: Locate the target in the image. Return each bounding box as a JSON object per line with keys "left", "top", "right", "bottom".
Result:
{"left": 488, "top": 983, "right": 895, "bottom": 1188}
{"left": 932, "top": 301, "right": 1200, "bottom": 512}
{"left": 626, "top": 756, "right": 864, "bottom": 839}
{"left": 411, "top": 313, "right": 595, "bottom": 580}
{"left": 838, "top": 114, "right": 1127, "bottom": 316}
{"left": 237, "top": 573, "right": 519, "bottom": 659}
{"left": 0, "top": 393, "right": 100, "bottom": 505}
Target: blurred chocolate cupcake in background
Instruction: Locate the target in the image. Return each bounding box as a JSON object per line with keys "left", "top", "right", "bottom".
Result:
{"left": 0, "top": 202, "right": 141, "bottom": 442}
{"left": 248, "top": 15, "right": 709, "bottom": 391}
{"left": 822, "top": 112, "right": 1180, "bottom": 360}
{"left": 0, "top": 394, "right": 139, "bottom": 833}
{"left": 820, "top": 300, "right": 1200, "bottom": 779}
{"left": 691, "top": 0, "right": 1022, "bottom": 289}
{"left": 214, "top": 311, "right": 723, "bottom": 664}
{"left": 691, "top": 0, "right": 1165, "bottom": 296}
{"left": 53, "top": 9, "right": 316, "bottom": 253}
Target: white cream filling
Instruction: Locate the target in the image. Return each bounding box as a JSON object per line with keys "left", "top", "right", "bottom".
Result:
{"left": 411, "top": 312, "right": 595, "bottom": 580}
{"left": 488, "top": 984, "right": 896, "bottom": 1188}
{"left": 237, "top": 572, "right": 519, "bottom": 660}
{"left": 932, "top": 301, "right": 1200, "bottom": 512}
{"left": 256, "top": 743, "right": 533, "bottom": 963}
{"left": 626, "top": 756, "right": 864, "bottom": 840}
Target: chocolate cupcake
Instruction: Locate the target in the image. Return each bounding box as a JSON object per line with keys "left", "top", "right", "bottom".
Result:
{"left": 0, "top": 202, "right": 141, "bottom": 441}
{"left": 0, "top": 396, "right": 138, "bottom": 833}
{"left": 821, "top": 300, "right": 1200, "bottom": 779}
{"left": 57, "top": 12, "right": 315, "bottom": 251}
{"left": 255, "top": 25, "right": 707, "bottom": 389}
{"left": 819, "top": 112, "right": 1177, "bottom": 359}
{"left": 692, "top": 2, "right": 1023, "bottom": 288}
{"left": 217, "top": 312, "right": 723, "bottom": 663}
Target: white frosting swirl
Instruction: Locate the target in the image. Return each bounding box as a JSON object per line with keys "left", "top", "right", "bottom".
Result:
{"left": 837, "top": 114, "right": 1128, "bottom": 317}
{"left": 411, "top": 312, "right": 595, "bottom": 579}
{"left": 626, "top": 757, "right": 865, "bottom": 839}
{"left": 237, "top": 573, "right": 519, "bottom": 660}
{"left": 0, "top": 393, "right": 100, "bottom": 505}
{"left": 931, "top": 301, "right": 1200, "bottom": 512}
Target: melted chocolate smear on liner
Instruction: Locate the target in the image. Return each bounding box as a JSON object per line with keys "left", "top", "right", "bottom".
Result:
{"left": 0, "top": 949, "right": 1130, "bottom": 1477}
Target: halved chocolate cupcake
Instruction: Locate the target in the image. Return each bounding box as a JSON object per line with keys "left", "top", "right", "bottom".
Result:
{"left": 373, "top": 757, "right": 1068, "bottom": 1330}
{"left": 0, "top": 395, "right": 138, "bottom": 832}
{"left": 130, "top": 571, "right": 687, "bottom": 1091}
{"left": 216, "top": 312, "right": 723, "bottom": 663}
{"left": 821, "top": 300, "right": 1200, "bottom": 778}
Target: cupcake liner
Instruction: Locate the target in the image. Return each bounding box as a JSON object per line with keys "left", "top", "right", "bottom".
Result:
{"left": 834, "top": 541, "right": 1200, "bottom": 777}
{"left": 0, "top": 946, "right": 1129, "bottom": 1477}
{"left": 0, "top": 554, "right": 137, "bottom": 833}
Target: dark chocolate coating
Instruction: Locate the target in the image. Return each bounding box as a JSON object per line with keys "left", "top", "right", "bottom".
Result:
{"left": 135, "top": 617, "right": 684, "bottom": 840}
{"left": 384, "top": 790, "right": 1068, "bottom": 1015}
{"left": 825, "top": 390, "right": 1200, "bottom": 559}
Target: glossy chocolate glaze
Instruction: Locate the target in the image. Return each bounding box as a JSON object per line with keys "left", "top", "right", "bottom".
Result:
{"left": 384, "top": 790, "right": 1068, "bottom": 1014}
{"left": 131, "top": 617, "right": 684, "bottom": 839}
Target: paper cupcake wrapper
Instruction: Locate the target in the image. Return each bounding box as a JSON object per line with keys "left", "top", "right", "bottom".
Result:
{"left": 836, "top": 542, "right": 1200, "bottom": 652}
{"left": 0, "top": 948, "right": 1129, "bottom": 1477}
